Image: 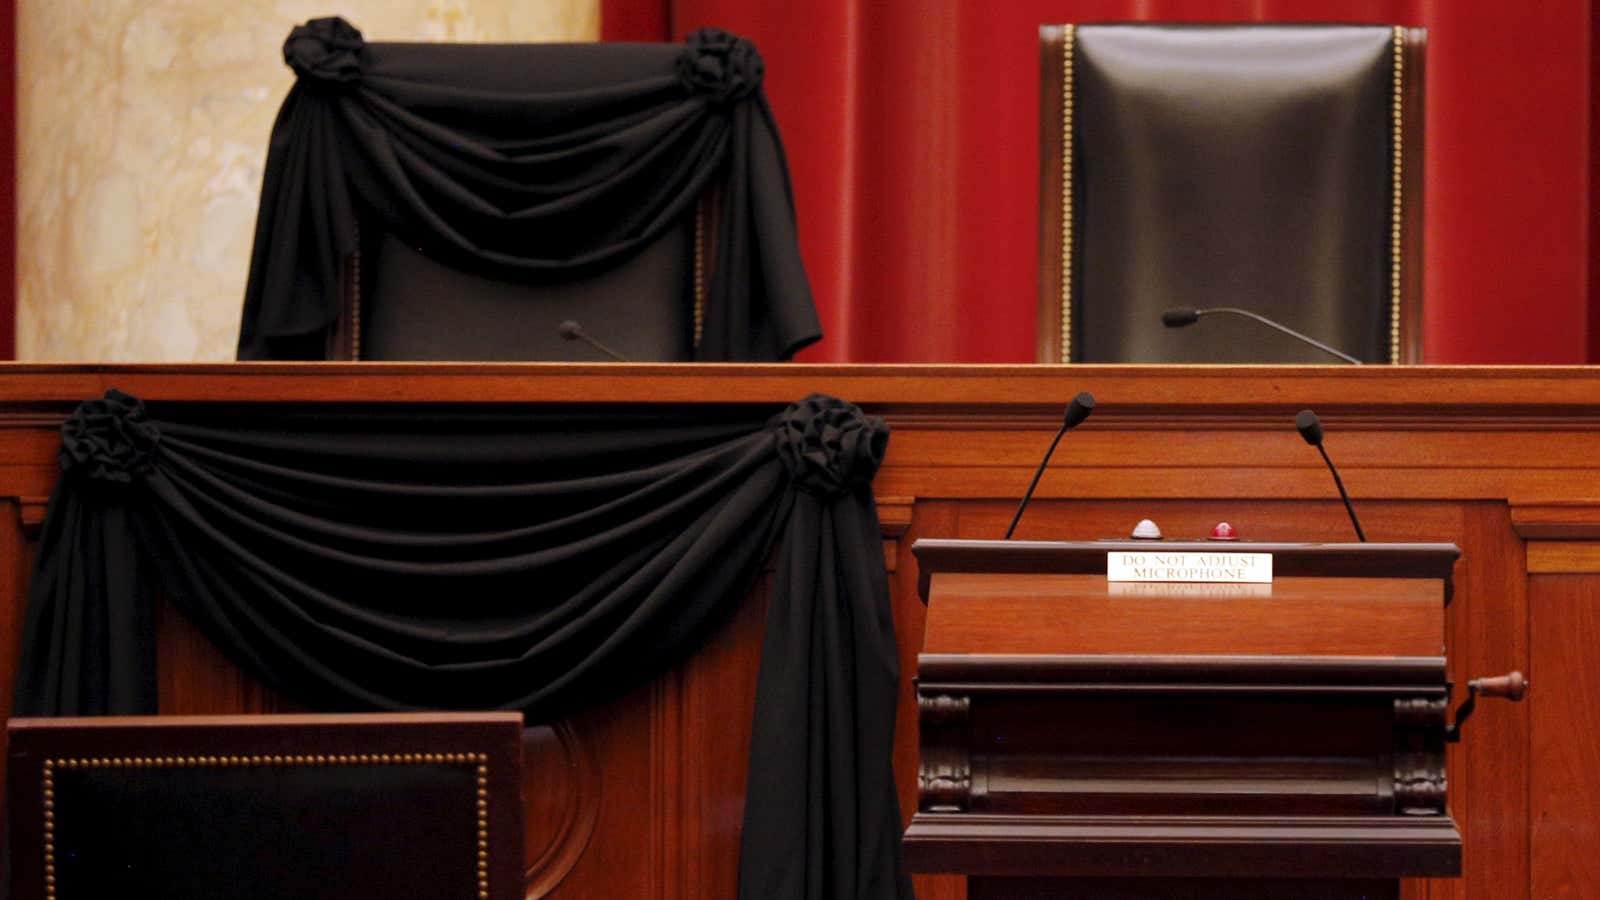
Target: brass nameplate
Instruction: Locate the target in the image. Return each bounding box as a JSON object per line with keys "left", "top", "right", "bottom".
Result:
{"left": 1106, "top": 581, "right": 1273, "bottom": 597}
{"left": 1107, "top": 551, "right": 1273, "bottom": 583}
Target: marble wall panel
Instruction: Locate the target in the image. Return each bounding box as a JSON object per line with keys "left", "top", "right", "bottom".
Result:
{"left": 17, "top": 0, "right": 599, "bottom": 361}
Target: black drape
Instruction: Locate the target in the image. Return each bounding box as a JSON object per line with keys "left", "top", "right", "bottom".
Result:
{"left": 14, "top": 391, "right": 910, "bottom": 900}
{"left": 237, "top": 18, "right": 820, "bottom": 361}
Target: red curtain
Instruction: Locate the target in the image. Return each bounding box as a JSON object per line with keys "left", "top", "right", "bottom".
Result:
{"left": 608, "top": 0, "right": 1593, "bottom": 363}
{"left": 1592, "top": 2, "right": 1600, "bottom": 364}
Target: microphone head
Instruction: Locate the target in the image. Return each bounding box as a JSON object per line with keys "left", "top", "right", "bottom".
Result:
{"left": 1064, "top": 391, "right": 1096, "bottom": 429}
{"left": 1295, "top": 409, "right": 1324, "bottom": 446}
{"left": 557, "top": 320, "right": 582, "bottom": 340}
{"left": 1161, "top": 308, "right": 1201, "bottom": 328}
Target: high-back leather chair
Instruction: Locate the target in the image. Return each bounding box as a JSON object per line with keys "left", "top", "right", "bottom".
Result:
{"left": 238, "top": 21, "right": 819, "bottom": 363}
{"left": 353, "top": 217, "right": 700, "bottom": 362}
{"left": 7, "top": 713, "right": 525, "bottom": 900}
{"left": 340, "top": 43, "right": 712, "bottom": 363}
{"left": 1037, "top": 24, "right": 1425, "bottom": 364}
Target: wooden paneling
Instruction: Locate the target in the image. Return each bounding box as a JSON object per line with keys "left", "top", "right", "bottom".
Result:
{"left": 668, "top": 572, "right": 767, "bottom": 899}
{"left": 1433, "top": 505, "right": 1530, "bottom": 900}
{"left": 147, "top": 565, "right": 769, "bottom": 899}
{"left": 1529, "top": 575, "right": 1600, "bottom": 898}
{"left": 1525, "top": 541, "right": 1600, "bottom": 574}
{"left": 956, "top": 498, "right": 1466, "bottom": 546}
{"left": 0, "top": 365, "right": 1594, "bottom": 898}
{"left": 895, "top": 501, "right": 969, "bottom": 900}
{"left": 923, "top": 574, "right": 1443, "bottom": 657}
{"left": 156, "top": 597, "right": 292, "bottom": 716}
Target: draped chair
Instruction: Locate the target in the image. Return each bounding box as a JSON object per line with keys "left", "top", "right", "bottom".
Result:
{"left": 7, "top": 713, "right": 525, "bottom": 900}
{"left": 13, "top": 390, "right": 912, "bottom": 900}
{"left": 1036, "top": 24, "right": 1426, "bottom": 364}
{"left": 237, "top": 19, "right": 820, "bottom": 362}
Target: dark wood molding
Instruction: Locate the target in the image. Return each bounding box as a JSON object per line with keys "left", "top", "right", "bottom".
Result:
{"left": 876, "top": 495, "right": 915, "bottom": 573}
{"left": 917, "top": 654, "right": 1448, "bottom": 693}
{"left": 913, "top": 539, "right": 1460, "bottom": 602}
{"left": 1392, "top": 696, "right": 1448, "bottom": 816}
{"left": 970, "top": 877, "right": 1400, "bottom": 900}
{"left": 15, "top": 494, "right": 46, "bottom": 537}
{"left": 904, "top": 813, "right": 1462, "bottom": 878}
{"left": 917, "top": 694, "right": 972, "bottom": 813}
{"left": 521, "top": 719, "right": 601, "bottom": 897}
{"left": 1509, "top": 501, "right": 1600, "bottom": 540}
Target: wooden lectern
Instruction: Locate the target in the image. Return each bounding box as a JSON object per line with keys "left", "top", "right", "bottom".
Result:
{"left": 906, "top": 539, "right": 1524, "bottom": 899}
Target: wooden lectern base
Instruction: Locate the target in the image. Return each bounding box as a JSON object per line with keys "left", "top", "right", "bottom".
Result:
{"left": 969, "top": 877, "right": 1397, "bottom": 899}
{"left": 910, "top": 541, "right": 1466, "bottom": 898}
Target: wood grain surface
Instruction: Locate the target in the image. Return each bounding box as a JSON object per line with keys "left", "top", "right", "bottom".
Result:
{"left": 0, "top": 365, "right": 1591, "bottom": 899}
{"left": 922, "top": 573, "right": 1443, "bottom": 657}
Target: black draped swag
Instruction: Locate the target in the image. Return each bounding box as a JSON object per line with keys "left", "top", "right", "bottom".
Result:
{"left": 14, "top": 391, "right": 911, "bottom": 900}
{"left": 237, "top": 17, "right": 821, "bottom": 361}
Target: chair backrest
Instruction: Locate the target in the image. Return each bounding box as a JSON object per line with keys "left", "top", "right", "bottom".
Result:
{"left": 343, "top": 213, "right": 702, "bottom": 362}
{"left": 1037, "top": 24, "right": 1425, "bottom": 364}
{"left": 7, "top": 712, "right": 524, "bottom": 900}
{"left": 239, "top": 23, "right": 820, "bottom": 363}
{"left": 327, "top": 41, "right": 715, "bottom": 363}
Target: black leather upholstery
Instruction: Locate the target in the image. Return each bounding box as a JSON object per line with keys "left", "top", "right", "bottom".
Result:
{"left": 351, "top": 42, "right": 700, "bottom": 362}
{"left": 361, "top": 228, "right": 694, "bottom": 361}
{"left": 7, "top": 714, "right": 525, "bottom": 900}
{"left": 1050, "top": 25, "right": 1405, "bottom": 363}
{"left": 53, "top": 764, "right": 477, "bottom": 899}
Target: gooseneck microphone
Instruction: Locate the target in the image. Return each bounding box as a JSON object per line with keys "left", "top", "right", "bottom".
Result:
{"left": 1296, "top": 409, "right": 1366, "bottom": 542}
{"left": 1161, "top": 307, "right": 1363, "bottom": 365}
{"left": 1004, "top": 392, "right": 1096, "bottom": 540}
{"left": 557, "top": 320, "right": 630, "bottom": 362}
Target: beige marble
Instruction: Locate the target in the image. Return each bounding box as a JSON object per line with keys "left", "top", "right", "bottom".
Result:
{"left": 17, "top": 0, "right": 600, "bottom": 361}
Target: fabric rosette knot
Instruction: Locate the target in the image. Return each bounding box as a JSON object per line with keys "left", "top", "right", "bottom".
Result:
{"left": 678, "top": 28, "right": 764, "bottom": 104}
{"left": 773, "top": 394, "right": 888, "bottom": 497}
{"left": 283, "top": 16, "right": 364, "bottom": 85}
{"left": 59, "top": 389, "right": 160, "bottom": 486}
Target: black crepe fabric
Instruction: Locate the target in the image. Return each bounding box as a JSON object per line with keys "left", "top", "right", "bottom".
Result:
{"left": 237, "top": 18, "right": 821, "bottom": 361}
{"left": 14, "top": 390, "right": 910, "bottom": 900}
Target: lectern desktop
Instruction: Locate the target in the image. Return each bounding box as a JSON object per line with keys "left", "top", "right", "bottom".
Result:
{"left": 906, "top": 539, "right": 1524, "bottom": 899}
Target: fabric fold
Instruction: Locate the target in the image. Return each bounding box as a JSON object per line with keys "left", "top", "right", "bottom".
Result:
{"left": 14, "top": 390, "right": 910, "bottom": 900}
{"left": 238, "top": 19, "right": 820, "bottom": 361}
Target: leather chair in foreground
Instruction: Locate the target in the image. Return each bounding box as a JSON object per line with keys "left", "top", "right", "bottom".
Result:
{"left": 7, "top": 713, "right": 524, "bottom": 900}
{"left": 1037, "top": 24, "right": 1425, "bottom": 363}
